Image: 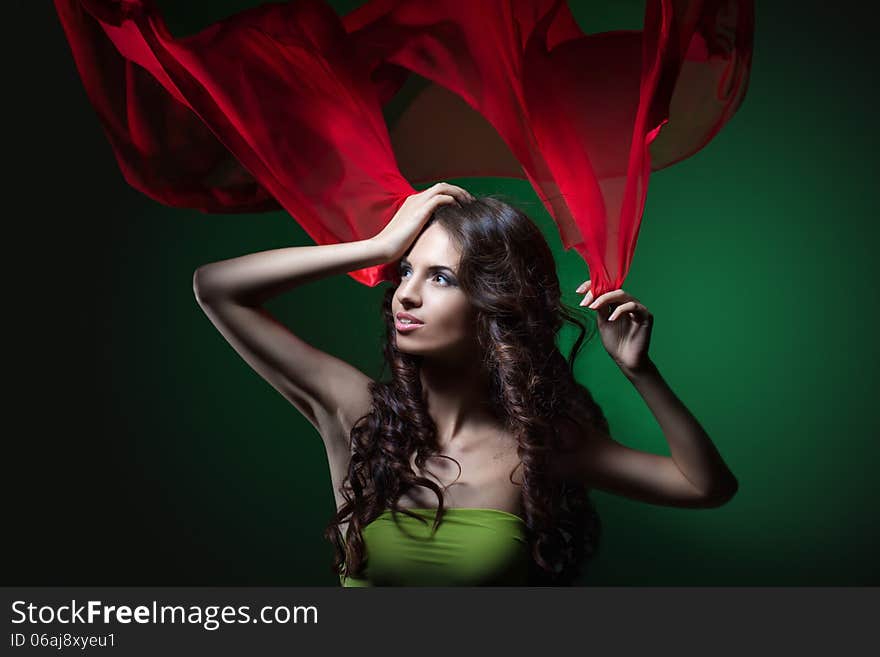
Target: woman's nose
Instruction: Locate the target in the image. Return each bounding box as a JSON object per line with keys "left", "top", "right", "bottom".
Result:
{"left": 397, "top": 277, "right": 421, "bottom": 305}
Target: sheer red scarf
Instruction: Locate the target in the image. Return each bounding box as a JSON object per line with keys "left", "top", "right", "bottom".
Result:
{"left": 54, "top": 0, "right": 753, "bottom": 293}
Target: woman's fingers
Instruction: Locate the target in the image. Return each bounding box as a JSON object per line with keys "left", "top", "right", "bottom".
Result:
{"left": 427, "top": 181, "right": 475, "bottom": 204}
{"left": 582, "top": 288, "right": 631, "bottom": 308}
{"left": 426, "top": 193, "right": 458, "bottom": 211}
{"left": 607, "top": 301, "right": 638, "bottom": 321}
{"left": 609, "top": 301, "right": 652, "bottom": 322}
{"left": 558, "top": 271, "right": 653, "bottom": 321}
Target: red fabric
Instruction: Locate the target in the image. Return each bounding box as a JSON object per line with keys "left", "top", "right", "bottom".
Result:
{"left": 54, "top": 0, "right": 753, "bottom": 293}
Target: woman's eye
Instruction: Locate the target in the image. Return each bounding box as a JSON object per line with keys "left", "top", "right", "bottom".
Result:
{"left": 398, "top": 268, "right": 453, "bottom": 286}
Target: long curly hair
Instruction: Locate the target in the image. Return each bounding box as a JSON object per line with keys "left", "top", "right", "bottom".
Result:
{"left": 324, "top": 195, "right": 610, "bottom": 585}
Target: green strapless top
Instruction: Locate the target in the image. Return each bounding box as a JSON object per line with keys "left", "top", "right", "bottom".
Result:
{"left": 340, "top": 508, "right": 530, "bottom": 586}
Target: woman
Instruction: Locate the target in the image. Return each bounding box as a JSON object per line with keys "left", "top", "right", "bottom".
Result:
{"left": 193, "top": 182, "right": 738, "bottom": 586}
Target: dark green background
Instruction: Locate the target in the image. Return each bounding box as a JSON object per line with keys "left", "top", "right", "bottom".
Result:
{"left": 12, "top": 0, "right": 876, "bottom": 585}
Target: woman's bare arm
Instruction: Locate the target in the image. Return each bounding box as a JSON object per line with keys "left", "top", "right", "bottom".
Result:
{"left": 570, "top": 359, "right": 738, "bottom": 508}
{"left": 193, "top": 237, "right": 390, "bottom": 308}
{"left": 192, "top": 184, "right": 472, "bottom": 500}
{"left": 192, "top": 237, "right": 391, "bottom": 495}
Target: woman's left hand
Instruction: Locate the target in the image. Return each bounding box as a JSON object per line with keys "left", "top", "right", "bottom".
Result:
{"left": 576, "top": 280, "right": 654, "bottom": 374}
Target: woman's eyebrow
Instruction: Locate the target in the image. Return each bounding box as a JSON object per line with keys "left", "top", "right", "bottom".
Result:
{"left": 399, "top": 258, "right": 456, "bottom": 274}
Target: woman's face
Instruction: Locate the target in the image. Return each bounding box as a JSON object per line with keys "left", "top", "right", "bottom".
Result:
{"left": 391, "top": 223, "right": 476, "bottom": 359}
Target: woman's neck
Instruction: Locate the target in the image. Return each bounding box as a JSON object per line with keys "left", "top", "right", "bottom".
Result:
{"left": 418, "top": 356, "right": 499, "bottom": 450}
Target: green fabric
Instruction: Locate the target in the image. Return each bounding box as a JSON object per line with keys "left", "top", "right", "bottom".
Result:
{"left": 339, "top": 508, "right": 530, "bottom": 586}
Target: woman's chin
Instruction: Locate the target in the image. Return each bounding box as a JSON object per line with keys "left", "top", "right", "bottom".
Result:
{"left": 393, "top": 337, "right": 433, "bottom": 356}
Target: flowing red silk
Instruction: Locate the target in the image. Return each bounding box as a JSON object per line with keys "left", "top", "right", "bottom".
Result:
{"left": 54, "top": 0, "right": 753, "bottom": 294}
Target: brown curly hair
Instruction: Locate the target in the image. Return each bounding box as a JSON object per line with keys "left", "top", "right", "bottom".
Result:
{"left": 324, "top": 195, "right": 609, "bottom": 585}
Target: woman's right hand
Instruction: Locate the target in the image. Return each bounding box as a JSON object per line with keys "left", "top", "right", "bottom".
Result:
{"left": 374, "top": 182, "right": 475, "bottom": 262}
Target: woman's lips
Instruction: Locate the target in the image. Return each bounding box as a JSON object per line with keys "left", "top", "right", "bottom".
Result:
{"left": 395, "top": 320, "right": 425, "bottom": 332}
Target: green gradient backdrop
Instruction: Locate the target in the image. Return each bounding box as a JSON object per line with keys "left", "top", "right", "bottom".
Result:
{"left": 24, "top": 1, "right": 877, "bottom": 585}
